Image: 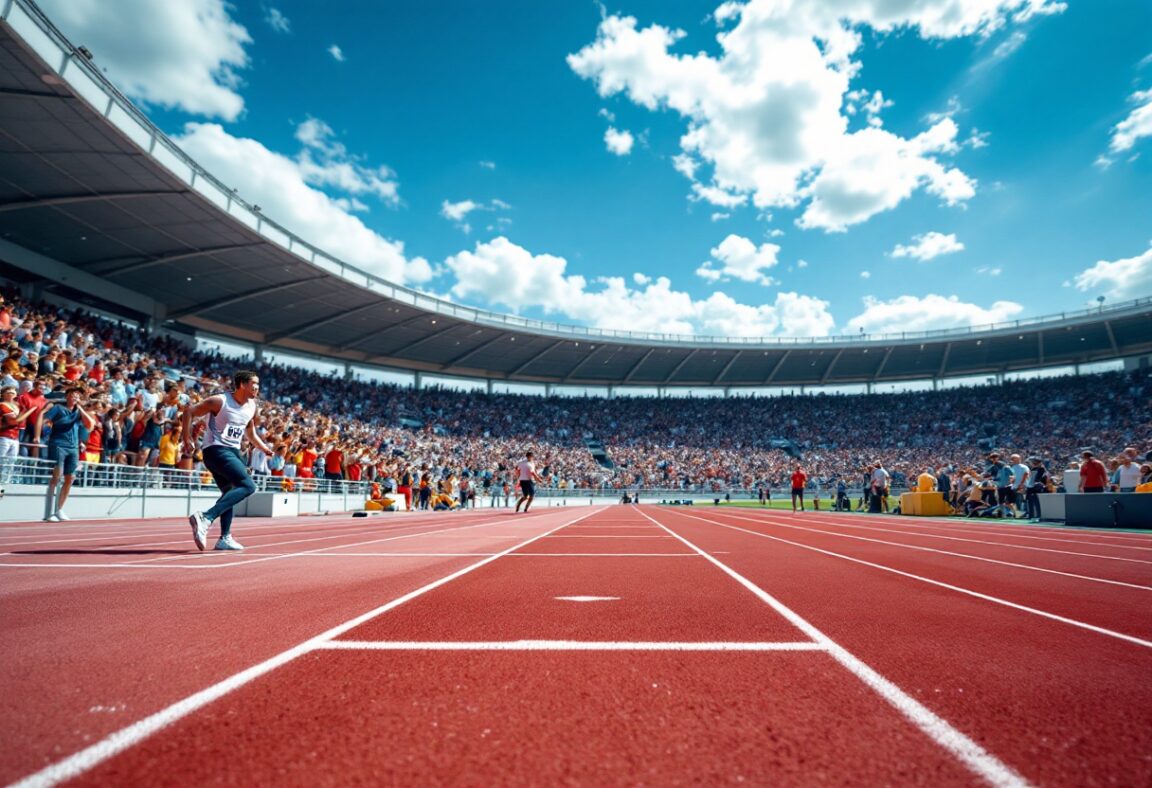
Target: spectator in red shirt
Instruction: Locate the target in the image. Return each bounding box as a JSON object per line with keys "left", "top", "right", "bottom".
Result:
{"left": 790, "top": 465, "right": 808, "bottom": 512}
{"left": 323, "top": 443, "right": 345, "bottom": 490}
{"left": 17, "top": 377, "right": 47, "bottom": 458}
{"left": 1078, "top": 450, "right": 1109, "bottom": 493}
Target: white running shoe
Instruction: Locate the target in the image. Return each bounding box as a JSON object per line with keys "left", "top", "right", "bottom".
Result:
{"left": 54, "top": 510, "right": 70, "bottom": 521}
{"left": 44, "top": 514, "right": 60, "bottom": 523}
{"left": 189, "top": 511, "right": 209, "bottom": 551}
{"left": 214, "top": 535, "right": 244, "bottom": 551}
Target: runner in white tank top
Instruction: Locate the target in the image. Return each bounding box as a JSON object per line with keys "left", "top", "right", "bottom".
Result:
{"left": 514, "top": 450, "right": 545, "bottom": 513}
{"left": 182, "top": 371, "right": 273, "bottom": 551}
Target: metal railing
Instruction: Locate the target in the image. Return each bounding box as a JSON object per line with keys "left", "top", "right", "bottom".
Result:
{"left": 0, "top": 455, "right": 373, "bottom": 496}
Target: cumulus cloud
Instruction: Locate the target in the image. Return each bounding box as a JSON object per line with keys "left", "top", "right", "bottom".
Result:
{"left": 173, "top": 122, "right": 432, "bottom": 285}
{"left": 265, "top": 7, "right": 290, "bottom": 33}
{"left": 846, "top": 294, "right": 1023, "bottom": 334}
{"left": 890, "top": 231, "right": 965, "bottom": 261}
{"left": 1074, "top": 243, "right": 1152, "bottom": 300}
{"left": 440, "top": 198, "right": 511, "bottom": 234}
{"left": 328, "top": 44, "right": 346, "bottom": 62}
{"left": 696, "top": 234, "right": 780, "bottom": 285}
{"left": 444, "top": 237, "right": 834, "bottom": 337}
{"left": 294, "top": 118, "right": 399, "bottom": 205}
{"left": 1108, "top": 88, "right": 1152, "bottom": 154}
{"left": 604, "top": 127, "right": 635, "bottom": 155}
{"left": 38, "top": 0, "right": 251, "bottom": 120}
{"left": 568, "top": 1, "right": 1059, "bottom": 231}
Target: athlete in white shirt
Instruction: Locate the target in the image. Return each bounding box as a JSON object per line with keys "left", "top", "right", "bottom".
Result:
{"left": 514, "top": 450, "right": 546, "bottom": 513}
{"left": 182, "top": 371, "right": 274, "bottom": 551}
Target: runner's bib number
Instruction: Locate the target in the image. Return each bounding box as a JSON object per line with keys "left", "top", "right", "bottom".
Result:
{"left": 225, "top": 424, "right": 245, "bottom": 442}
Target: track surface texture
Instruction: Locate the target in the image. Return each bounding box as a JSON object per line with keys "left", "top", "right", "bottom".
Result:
{"left": 1, "top": 505, "right": 1149, "bottom": 786}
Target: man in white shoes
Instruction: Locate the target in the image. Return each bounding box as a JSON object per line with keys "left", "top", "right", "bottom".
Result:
{"left": 34, "top": 384, "right": 96, "bottom": 522}
{"left": 513, "top": 450, "right": 546, "bottom": 513}
{"left": 182, "top": 371, "right": 273, "bottom": 551}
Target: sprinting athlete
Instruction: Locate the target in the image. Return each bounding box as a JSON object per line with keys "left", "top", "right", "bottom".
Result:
{"left": 513, "top": 450, "right": 545, "bottom": 513}
{"left": 183, "top": 371, "right": 273, "bottom": 551}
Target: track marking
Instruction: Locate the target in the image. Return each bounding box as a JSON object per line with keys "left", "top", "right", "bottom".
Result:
{"left": 754, "top": 514, "right": 1152, "bottom": 564}
{"left": 8, "top": 510, "right": 597, "bottom": 788}
{"left": 675, "top": 511, "right": 1152, "bottom": 650}
{"left": 636, "top": 508, "right": 1031, "bottom": 788}
{"left": 554, "top": 596, "right": 620, "bottom": 602}
{"left": 316, "top": 640, "right": 825, "bottom": 651}
{"left": 726, "top": 514, "right": 1152, "bottom": 591}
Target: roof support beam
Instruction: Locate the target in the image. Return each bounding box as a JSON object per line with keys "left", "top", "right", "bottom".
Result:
{"left": 820, "top": 349, "right": 844, "bottom": 384}
{"left": 873, "top": 346, "right": 895, "bottom": 380}
{"left": 1104, "top": 321, "right": 1119, "bottom": 355}
{"left": 167, "top": 275, "right": 328, "bottom": 320}
{"left": 335, "top": 312, "right": 431, "bottom": 352}
{"left": 765, "top": 350, "right": 790, "bottom": 384}
{"left": 439, "top": 333, "right": 506, "bottom": 370}
{"left": 0, "top": 190, "right": 186, "bottom": 213}
{"left": 710, "top": 351, "right": 740, "bottom": 386}
{"left": 96, "top": 242, "right": 266, "bottom": 277}
{"left": 623, "top": 349, "right": 654, "bottom": 382}
{"left": 510, "top": 340, "right": 564, "bottom": 376}
{"left": 937, "top": 342, "right": 952, "bottom": 379}
{"left": 662, "top": 349, "right": 699, "bottom": 385}
{"left": 393, "top": 324, "right": 464, "bottom": 357}
{"left": 265, "top": 301, "right": 380, "bottom": 343}
{"left": 0, "top": 87, "right": 76, "bottom": 100}
{"left": 562, "top": 346, "right": 604, "bottom": 383}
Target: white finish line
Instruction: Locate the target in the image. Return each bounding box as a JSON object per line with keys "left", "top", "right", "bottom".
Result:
{"left": 555, "top": 595, "right": 619, "bottom": 602}
{"left": 315, "top": 640, "right": 827, "bottom": 651}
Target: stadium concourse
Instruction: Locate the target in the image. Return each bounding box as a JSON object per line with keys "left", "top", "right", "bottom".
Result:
{"left": 2, "top": 286, "right": 1151, "bottom": 510}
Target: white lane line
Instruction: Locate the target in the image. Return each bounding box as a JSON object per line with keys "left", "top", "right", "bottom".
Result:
{"left": 637, "top": 508, "right": 1031, "bottom": 788}
{"left": 555, "top": 596, "right": 619, "bottom": 602}
{"left": 541, "top": 535, "right": 673, "bottom": 538}
{"left": 724, "top": 515, "right": 1152, "bottom": 591}
{"left": 677, "top": 511, "right": 1152, "bottom": 650}
{"left": 749, "top": 514, "right": 1152, "bottom": 563}
{"left": 316, "top": 640, "right": 826, "bottom": 651}
{"left": 3, "top": 517, "right": 557, "bottom": 571}
{"left": 8, "top": 510, "right": 597, "bottom": 788}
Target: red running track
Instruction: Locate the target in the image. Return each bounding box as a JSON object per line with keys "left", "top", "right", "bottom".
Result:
{"left": 1, "top": 505, "right": 1149, "bottom": 785}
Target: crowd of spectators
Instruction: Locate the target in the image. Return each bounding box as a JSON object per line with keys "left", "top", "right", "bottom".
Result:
{"left": 1, "top": 287, "right": 1149, "bottom": 505}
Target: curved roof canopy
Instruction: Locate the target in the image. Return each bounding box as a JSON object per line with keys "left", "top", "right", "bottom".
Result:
{"left": 1, "top": 0, "right": 1150, "bottom": 388}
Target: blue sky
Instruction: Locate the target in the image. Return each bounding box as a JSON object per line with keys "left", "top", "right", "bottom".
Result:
{"left": 38, "top": 0, "right": 1152, "bottom": 338}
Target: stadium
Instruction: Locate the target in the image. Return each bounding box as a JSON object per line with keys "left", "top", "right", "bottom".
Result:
{"left": 2, "top": 1, "right": 1151, "bottom": 785}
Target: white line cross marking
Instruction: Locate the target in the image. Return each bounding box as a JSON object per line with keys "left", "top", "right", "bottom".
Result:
{"left": 554, "top": 595, "right": 619, "bottom": 602}
{"left": 635, "top": 508, "right": 1031, "bottom": 788}
{"left": 316, "top": 640, "right": 825, "bottom": 651}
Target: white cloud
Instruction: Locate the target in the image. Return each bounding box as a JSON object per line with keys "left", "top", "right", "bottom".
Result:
{"left": 173, "top": 122, "right": 432, "bottom": 285}
{"left": 568, "top": 2, "right": 1057, "bottom": 231}
{"left": 604, "top": 127, "right": 635, "bottom": 156}
{"left": 890, "top": 231, "right": 965, "bottom": 261}
{"left": 1109, "top": 88, "right": 1152, "bottom": 154}
{"left": 37, "top": 0, "right": 251, "bottom": 120}
{"left": 992, "top": 30, "right": 1027, "bottom": 59}
{"left": 796, "top": 259, "right": 808, "bottom": 268}
{"left": 444, "top": 237, "right": 834, "bottom": 337}
{"left": 328, "top": 44, "right": 345, "bottom": 62}
{"left": 1074, "top": 243, "right": 1152, "bottom": 299}
{"left": 441, "top": 199, "right": 480, "bottom": 223}
{"left": 479, "top": 160, "right": 497, "bottom": 170}
{"left": 710, "top": 212, "right": 730, "bottom": 222}
{"left": 976, "top": 266, "right": 1002, "bottom": 276}
{"left": 696, "top": 234, "right": 780, "bottom": 285}
{"left": 440, "top": 198, "right": 511, "bottom": 233}
{"left": 294, "top": 118, "right": 399, "bottom": 205}
{"left": 846, "top": 294, "right": 1023, "bottom": 334}
{"left": 265, "top": 7, "right": 290, "bottom": 33}
{"left": 860, "top": 271, "right": 871, "bottom": 279}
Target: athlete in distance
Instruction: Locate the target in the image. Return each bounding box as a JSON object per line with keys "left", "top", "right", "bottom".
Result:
{"left": 184, "top": 371, "right": 274, "bottom": 551}
{"left": 513, "top": 450, "right": 548, "bottom": 513}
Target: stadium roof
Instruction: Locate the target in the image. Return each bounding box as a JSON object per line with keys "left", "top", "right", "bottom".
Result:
{"left": 1, "top": 0, "right": 1151, "bottom": 389}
